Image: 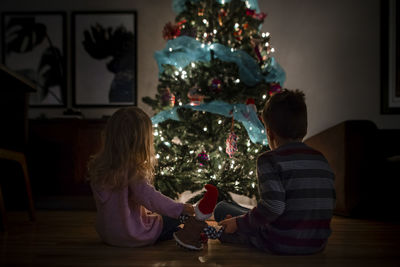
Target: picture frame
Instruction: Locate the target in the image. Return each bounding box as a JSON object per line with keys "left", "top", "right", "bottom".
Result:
{"left": 1, "top": 12, "right": 67, "bottom": 107}
{"left": 381, "top": 0, "right": 400, "bottom": 114}
{"left": 72, "top": 11, "right": 137, "bottom": 107}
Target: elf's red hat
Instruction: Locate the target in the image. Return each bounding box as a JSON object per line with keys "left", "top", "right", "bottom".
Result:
{"left": 195, "top": 184, "right": 218, "bottom": 221}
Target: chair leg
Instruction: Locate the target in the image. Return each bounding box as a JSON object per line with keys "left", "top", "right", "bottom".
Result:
{"left": 0, "top": 185, "right": 7, "bottom": 231}
{"left": 20, "top": 155, "right": 36, "bottom": 221}
{"left": 0, "top": 148, "right": 36, "bottom": 222}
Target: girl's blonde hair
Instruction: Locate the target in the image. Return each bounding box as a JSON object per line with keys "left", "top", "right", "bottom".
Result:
{"left": 87, "top": 107, "right": 155, "bottom": 190}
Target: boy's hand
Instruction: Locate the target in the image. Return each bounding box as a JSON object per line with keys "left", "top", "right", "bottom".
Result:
{"left": 218, "top": 217, "right": 238, "bottom": 234}
{"left": 183, "top": 203, "right": 195, "bottom": 215}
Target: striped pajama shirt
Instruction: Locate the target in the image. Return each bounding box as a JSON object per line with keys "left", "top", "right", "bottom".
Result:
{"left": 234, "top": 142, "right": 336, "bottom": 254}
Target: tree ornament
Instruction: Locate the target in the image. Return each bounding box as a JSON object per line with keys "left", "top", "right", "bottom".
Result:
{"left": 233, "top": 29, "right": 243, "bottom": 41}
{"left": 198, "top": 8, "right": 205, "bottom": 16}
{"left": 226, "top": 131, "right": 238, "bottom": 158}
{"left": 211, "top": 78, "right": 222, "bottom": 93}
{"left": 269, "top": 83, "right": 282, "bottom": 96}
{"left": 250, "top": 37, "right": 263, "bottom": 63}
{"left": 160, "top": 88, "right": 175, "bottom": 107}
{"left": 197, "top": 151, "right": 209, "bottom": 166}
{"left": 246, "top": 9, "right": 267, "bottom": 21}
{"left": 246, "top": 98, "right": 257, "bottom": 112}
{"left": 218, "top": 9, "right": 227, "bottom": 26}
{"left": 162, "top": 22, "right": 181, "bottom": 40}
{"left": 187, "top": 86, "right": 205, "bottom": 106}
{"left": 226, "top": 117, "right": 238, "bottom": 158}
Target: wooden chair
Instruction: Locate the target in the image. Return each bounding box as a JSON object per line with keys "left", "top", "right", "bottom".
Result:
{"left": 0, "top": 64, "right": 36, "bottom": 231}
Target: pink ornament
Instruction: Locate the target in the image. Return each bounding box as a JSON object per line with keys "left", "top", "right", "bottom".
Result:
{"left": 226, "top": 131, "right": 238, "bottom": 158}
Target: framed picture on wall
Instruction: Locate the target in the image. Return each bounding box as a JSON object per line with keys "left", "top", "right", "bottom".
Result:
{"left": 381, "top": 0, "right": 400, "bottom": 114}
{"left": 1, "top": 12, "right": 67, "bottom": 107}
{"left": 72, "top": 11, "right": 137, "bottom": 107}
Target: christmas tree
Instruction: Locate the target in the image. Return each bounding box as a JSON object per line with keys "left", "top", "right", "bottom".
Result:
{"left": 143, "top": 0, "right": 285, "bottom": 203}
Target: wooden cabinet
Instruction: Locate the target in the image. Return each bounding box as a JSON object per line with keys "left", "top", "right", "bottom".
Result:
{"left": 28, "top": 119, "right": 107, "bottom": 197}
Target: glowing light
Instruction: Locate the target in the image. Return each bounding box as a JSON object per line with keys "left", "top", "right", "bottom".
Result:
{"left": 218, "top": 120, "right": 222, "bottom": 124}
{"left": 262, "top": 94, "right": 267, "bottom": 99}
{"left": 218, "top": 164, "right": 222, "bottom": 169}
{"left": 252, "top": 182, "right": 255, "bottom": 188}
{"left": 265, "top": 42, "right": 269, "bottom": 47}
{"left": 191, "top": 62, "right": 196, "bottom": 67}
{"left": 210, "top": 44, "right": 214, "bottom": 49}
{"left": 249, "top": 127, "right": 253, "bottom": 131}
{"left": 203, "top": 32, "right": 207, "bottom": 38}
{"left": 160, "top": 137, "right": 164, "bottom": 141}
{"left": 261, "top": 130, "right": 265, "bottom": 133}
{"left": 203, "top": 127, "right": 207, "bottom": 132}
{"left": 203, "top": 19, "right": 208, "bottom": 24}
{"left": 249, "top": 171, "right": 254, "bottom": 175}
{"left": 271, "top": 47, "right": 275, "bottom": 53}
{"left": 174, "top": 71, "right": 179, "bottom": 76}
{"left": 211, "top": 175, "right": 216, "bottom": 180}
{"left": 262, "top": 32, "right": 265, "bottom": 37}
{"left": 255, "top": 149, "right": 259, "bottom": 153}
{"left": 201, "top": 44, "right": 205, "bottom": 48}
{"left": 266, "top": 32, "right": 270, "bottom": 37}
{"left": 234, "top": 79, "right": 240, "bottom": 83}
{"left": 161, "top": 171, "right": 164, "bottom": 175}
{"left": 154, "top": 131, "right": 159, "bottom": 136}
{"left": 219, "top": 146, "right": 223, "bottom": 151}
{"left": 198, "top": 169, "right": 202, "bottom": 173}
{"left": 164, "top": 142, "right": 170, "bottom": 147}
{"left": 234, "top": 23, "right": 239, "bottom": 29}
{"left": 179, "top": 102, "right": 183, "bottom": 106}
{"left": 231, "top": 160, "right": 235, "bottom": 164}
{"left": 231, "top": 48, "right": 235, "bottom": 52}
{"left": 190, "top": 150, "right": 194, "bottom": 154}
{"left": 154, "top": 124, "right": 158, "bottom": 128}
{"left": 235, "top": 181, "right": 239, "bottom": 185}
{"left": 156, "top": 154, "right": 160, "bottom": 159}
{"left": 169, "top": 48, "right": 173, "bottom": 52}
{"left": 213, "top": 29, "right": 217, "bottom": 34}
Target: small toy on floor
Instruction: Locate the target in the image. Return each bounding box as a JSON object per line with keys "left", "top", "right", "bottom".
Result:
{"left": 174, "top": 184, "right": 224, "bottom": 250}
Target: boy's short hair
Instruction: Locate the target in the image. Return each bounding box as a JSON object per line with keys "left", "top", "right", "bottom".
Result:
{"left": 262, "top": 89, "right": 307, "bottom": 140}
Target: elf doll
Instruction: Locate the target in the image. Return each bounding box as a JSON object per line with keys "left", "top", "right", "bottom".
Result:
{"left": 174, "top": 184, "right": 223, "bottom": 250}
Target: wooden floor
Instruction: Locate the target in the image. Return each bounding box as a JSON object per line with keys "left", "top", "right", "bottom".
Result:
{"left": 0, "top": 211, "right": 399, "bottom": 267}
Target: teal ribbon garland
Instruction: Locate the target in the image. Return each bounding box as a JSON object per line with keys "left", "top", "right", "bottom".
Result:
{"left": 154, "top": 36, "right": 286, "bottom": 86}
{"left": 151, "top": 100, "right": 268, "bottom": 146}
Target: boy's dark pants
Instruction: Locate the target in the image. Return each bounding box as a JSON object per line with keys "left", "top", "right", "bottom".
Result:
{"left": 214, "top": 201, "right": 266, "bottom": 250}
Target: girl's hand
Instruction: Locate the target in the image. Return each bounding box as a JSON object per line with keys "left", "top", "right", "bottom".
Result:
{"left": 218, "top": 217, "right": 238, "bottom": 234}
{"left": 183, "top": 203, "right": 195, "bottom": 215}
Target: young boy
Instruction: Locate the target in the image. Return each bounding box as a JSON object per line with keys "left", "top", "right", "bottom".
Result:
{"left": 216, "top": 89, "right": 336, "bottom": 254}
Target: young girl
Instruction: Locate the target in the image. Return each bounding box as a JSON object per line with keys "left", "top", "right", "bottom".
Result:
{"left": 88, "top": 107, "right": 194, "bottom": 247}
